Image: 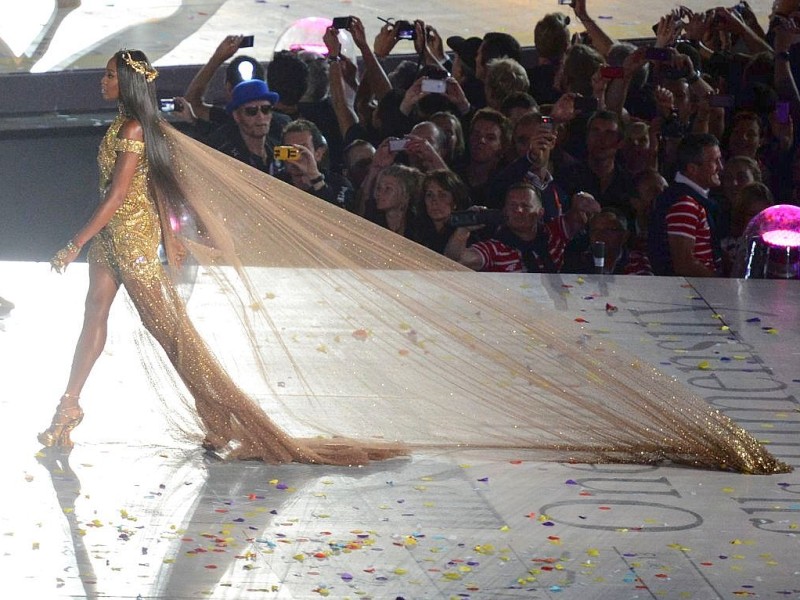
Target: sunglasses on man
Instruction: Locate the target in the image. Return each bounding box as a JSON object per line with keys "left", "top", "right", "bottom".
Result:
{"left": 241, "top": 104, "right": 273, "bottom": 117}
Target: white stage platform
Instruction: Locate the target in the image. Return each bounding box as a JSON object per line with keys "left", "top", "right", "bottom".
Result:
{"left": 1, "top": 262, "right": 799, "bottom": 599}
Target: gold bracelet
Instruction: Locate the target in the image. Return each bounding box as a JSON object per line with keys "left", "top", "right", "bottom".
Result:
{"left": 66, "top": 240, "right": 81, "bottom": 253}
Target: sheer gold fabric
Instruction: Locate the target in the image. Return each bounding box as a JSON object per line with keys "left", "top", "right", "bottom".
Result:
{"left": 88, "top": 116, "right": 403, "bottom": 465}
{"left": 93, "top": 118, "right": 790, "bottom": 473}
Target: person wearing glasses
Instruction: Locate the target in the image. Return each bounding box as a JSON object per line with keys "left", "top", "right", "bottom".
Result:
{"left": 208, "top": 79, "right": 282, "bottom": 175}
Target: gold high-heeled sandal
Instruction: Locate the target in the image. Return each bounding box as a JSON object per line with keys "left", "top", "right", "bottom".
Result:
{"left": 38, "top": 394, "right": 84, "bottom": 448}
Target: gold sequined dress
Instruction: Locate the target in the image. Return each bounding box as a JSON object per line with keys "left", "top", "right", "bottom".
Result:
{"left": 86, "top": 115, "right": 404, "bottom": 465}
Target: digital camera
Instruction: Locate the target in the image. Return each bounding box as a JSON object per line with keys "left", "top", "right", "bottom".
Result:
{"left": 274, "top": 146, "right": 301, "bottom": 161}
{"left": 448, "top": 209, "right": 505, "bottom": 228}
{"left": 394, "top": 20, "right": 416, "bottom": 40}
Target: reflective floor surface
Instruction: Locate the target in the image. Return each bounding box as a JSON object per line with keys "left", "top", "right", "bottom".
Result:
{"left": 1, "top": 261, "right": 799, "bottom": 599}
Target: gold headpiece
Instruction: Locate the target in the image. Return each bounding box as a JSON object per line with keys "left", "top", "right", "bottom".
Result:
{"left": 120, "top": 51, "right": 158, "bottom": 82}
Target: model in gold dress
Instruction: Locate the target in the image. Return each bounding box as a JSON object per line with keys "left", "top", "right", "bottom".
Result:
{"left": 41, "top": 50, "right": 402, "bottom": 465}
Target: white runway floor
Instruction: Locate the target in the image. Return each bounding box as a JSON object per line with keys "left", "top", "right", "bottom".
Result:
{"left": 1, "top": 261, "right": 799, "bottom": 599}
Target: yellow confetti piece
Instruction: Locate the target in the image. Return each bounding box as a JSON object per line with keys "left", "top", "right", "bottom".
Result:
{"left": 765, "top": 328, "right": 778, "bottom": 334}
{"left": 442, "top": 572, "right": 461, "bottom": 580}
{"left": 316, "top": 345, "right": 328, "bottom": 353}
{"left": 722, "top": 487, "right": 735, "bottom": 493}
{"left": 500, "top": 525, "right": 510, "bottom": 532}
{"left": 263, "top": 292, "right": 276, "bottom": 300}
{"left": 698, "top": 360, "right": 711, "bottom": 370}
{"left": 667, "top": 543, "right": 691, "bottom": 551}
{"left": 711, "top": 313, "right": 723, "bottom": 319}
{"left": 587, "top": 548, "right": 600, "bottom": 556}
{"left": 393, "top": 568, "right": 407, "bottom": 575}
{"left": 720, "top": 325, "right": 730, "bottom": 331}
{"left": 292, "top": 554, "right": 305, "bottom": 561}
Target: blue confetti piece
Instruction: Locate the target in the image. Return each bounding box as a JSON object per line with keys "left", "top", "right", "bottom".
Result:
{"left": 747, "top": 317, "right": 761, "bottom": 322}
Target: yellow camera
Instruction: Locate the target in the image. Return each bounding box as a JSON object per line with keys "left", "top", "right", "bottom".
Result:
{"left": 274, "top": 146, "right": 301, "bottom": 161}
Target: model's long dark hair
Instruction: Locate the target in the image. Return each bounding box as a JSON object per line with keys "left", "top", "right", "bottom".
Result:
{"left": 114, "top": 49, "right": 185, "bottom": 217}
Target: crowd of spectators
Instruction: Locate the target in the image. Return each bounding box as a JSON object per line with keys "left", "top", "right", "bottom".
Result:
{"left": 168, "top": 0, "right": 800, "bottom": 277}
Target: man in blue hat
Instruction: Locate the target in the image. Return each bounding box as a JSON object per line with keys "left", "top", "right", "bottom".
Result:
{"left": 209, "top": 79, "right": 284, "bottom": 175}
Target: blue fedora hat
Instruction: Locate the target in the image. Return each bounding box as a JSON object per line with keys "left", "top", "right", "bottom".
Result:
{"left": 226, "top": 79, "right": 280, "bottom": 113}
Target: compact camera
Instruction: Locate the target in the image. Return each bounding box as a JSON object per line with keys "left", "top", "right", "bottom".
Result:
{"left": 539, "top": 115, "right": 555, "bottom": 132}
{"left": 332, "top": 16, "right": 352, "bottom": 29}
{"left": 159, "top": 98, "right": 183, "bottom": 113}
{"left": 448, "top": 209, "right": 505, "bottom": 228}
{"left": 239, "top": 35, "right": 255, "bottom": 48}
{"left": 421, "top": 78, "right": 447, "bottom": 94}
{"left": 274, "top": 146, "right": 301, "bottom": 161}
{"left": 394, "top": 20, "right": 416, "bottom": 40}
{"left": 388, "top": 138, "right": 409, "bottom": 152}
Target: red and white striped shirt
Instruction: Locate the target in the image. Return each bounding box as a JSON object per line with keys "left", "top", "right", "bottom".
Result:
{"left": 666, "top": 197, "right": 716, "bottom": 272}
{"left": 470, "top": 218, "right": 569, "bottom": 273}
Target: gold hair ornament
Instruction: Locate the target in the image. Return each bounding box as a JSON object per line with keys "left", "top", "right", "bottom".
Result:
{"left": 121, "top": 51, "right": 158, "bottom": 82}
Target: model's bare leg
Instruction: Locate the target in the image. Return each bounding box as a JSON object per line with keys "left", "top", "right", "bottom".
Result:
{"left": 39, "top": 262, "right": 119, "bottom": 447}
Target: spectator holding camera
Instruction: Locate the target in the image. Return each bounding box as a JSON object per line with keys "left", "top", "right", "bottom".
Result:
{"left": 403, "top": 121, "right": 450, "bottom": 172}
{"left": 488, "top": 111, "right": 568, "bottom": 219}
{"left": 276, "top": 119, "right": 355, "bottom": 211}
{"left": 208, "top": 79, "right": 282, "bottom": 175}
{"left": 445, "top": 183, "right": 600, "bottom": 273}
